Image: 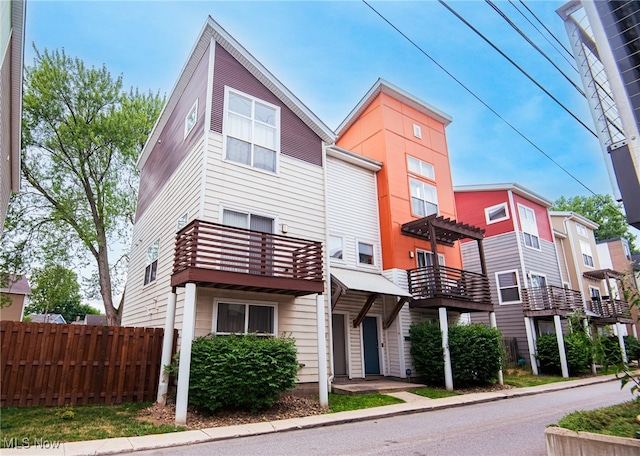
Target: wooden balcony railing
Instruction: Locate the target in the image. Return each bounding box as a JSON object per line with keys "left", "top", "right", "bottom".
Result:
{"left": 586, "top": 297, "right": 632, "bottom": 323}
{"left": 522, "top": 286, "right": 583, "bottom": 316}
{"left": 407, "top": 265, "right": 492, "bottom": 311}
{"left": 171, "top": 220, "right": 323, "bottom": 295}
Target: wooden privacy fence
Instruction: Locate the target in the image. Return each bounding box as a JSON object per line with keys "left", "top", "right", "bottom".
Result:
{"left": 1, "top": 321, "right": 175, "bottom": 407}
{"left": 501, "top": 337, "right": 520, "bottom": 368}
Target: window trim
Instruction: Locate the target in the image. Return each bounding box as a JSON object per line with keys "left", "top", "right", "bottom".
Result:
{"left": 328, "top": 234, "right": 345, "bottom": 262}
{"left": 580, "top": 240, "right": 595, "bottom": 268}
{"left": 407, "top": 156, "right": 435, "bottom": 181}
{"left": 356, "top": 240, "right": 376, "bottom": 267}
{"left": 412, "top": 124, "right": 422, "bottom": 139}
{"left": 184, "top": 99, "right": 198, "bottom": 139}
{"left": 176, "top": 212, "right": 188, "bottom": 232}
{"left": 575, "top": 222, "right": 588, "bottom": 238}
{"left": 529, "top": 271, "right": 547, "bottom": 288}
{"left": 495, "top": 269, "right": 522, "bottom": 305}
{"left": 222, "top": 86, "right": 281, "bottom": 174}
{"left": 484, "top": 202, "right": 510, "bottom": 225}
{"left": 517, "top": 204, "right": 541, "bottom": 251}
{"left": 144, "top": 238, "right": 160, "bottom": 286}
{"left": 409, "top": 177, "right": 438, "bottom": 217}
{"left": 212, "top": 298, "right": 278, "bottom": 336}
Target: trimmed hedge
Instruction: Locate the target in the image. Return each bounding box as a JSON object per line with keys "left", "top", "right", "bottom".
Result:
{"left": 536, "top": 332, "right": 593, "bottom": 375}
{"left": 410, "top": 322, "right": 502, "bottom": 386}
{"left": 188, "top": 334, "right": 298, "bottom": 413}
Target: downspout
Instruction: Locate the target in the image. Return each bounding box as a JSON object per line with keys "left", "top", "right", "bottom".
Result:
{"left": 322, "top": 142, "right": 334, "bottom": 393}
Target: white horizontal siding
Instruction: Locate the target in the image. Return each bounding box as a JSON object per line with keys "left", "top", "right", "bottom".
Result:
{"left": 122, "top": 137, "right": 205, "bottom": 329}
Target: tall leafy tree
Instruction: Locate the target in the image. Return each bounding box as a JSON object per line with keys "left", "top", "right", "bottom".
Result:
{"left": 24, "top": 264, "right": 101, "bottom": 323}
{"left": 552, "top": 194, "right": 638, "bottom": 253}
{"left": 1, "top": 48, "right": 164, "bottom": 325}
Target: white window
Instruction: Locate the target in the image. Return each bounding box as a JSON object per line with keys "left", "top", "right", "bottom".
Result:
{"left": 410, "top": 178, "right": 438, "bottom": 217}
{"left": 580, "top": 240, "right": 594, "bottom": 267}
{"left": 589, "top": 286, "right": 601, "bottom": 300}
{"left": 357, "top": 241, "right": 375, "bottom": 266}
{"left": 484, "top": 202, "right": 509, "bottom": 224}
{"left": 213, "top": 299, "right": 276, "bottom": 336}
{"left": 144, "top": 239, "right": 160, "bottom": 286}
{"left": 412, "top": 124, "right": 422, "bottom": 139}
{"left": 416, "top": 250, "right": 445, "bottom": 268}
{"left": 222, "top": 208, "right": 275, "bottom": 274}
{"left": 329, "top": 235, "right": 344, "bottom": 260}
{"left": 496, "top": 270, "right": 521, "bottom": 304}
{"left": 224, "top": 88, "right": 280, "bottom": 172}
{"left": 575, "top": 222, "right": 588, "bottom": 238}
{"left": 518, "top": 204, "right": 540, "bottom": 250}
{"left": 407, "top": 156, "right": 435, "bottom": 180}
{"left": 529, "top": 272, "right": 547, "bottom": 288}
{"left": 177, "top": 212, "right": 188, "bottom": 231}
{"left": 184, "top": 99, "right": 198, "bottom": 138}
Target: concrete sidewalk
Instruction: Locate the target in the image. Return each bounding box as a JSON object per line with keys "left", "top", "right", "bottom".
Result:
{"left": 0, "top": 374, "right": 623, "bottom": 456}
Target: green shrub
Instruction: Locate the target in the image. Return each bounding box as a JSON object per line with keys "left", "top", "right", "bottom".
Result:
{"left": 449, "top": 324, "right": 502, "bottom": 385}
{"left": 536, "top": 334, "right": 561, "bottom": 375}
{"left": 600, "top": 335, "right": 624, "bottom": 368}
{"left": 564, "top": 331, "right": 593, "bottom": 374}
{"left": 409, "top": 322, "right": 444, "bottom": 384}
{"left": 188, "top": 334, "right": 298, "bottom": 413}
{"left": 409, "top": 322, "right": 502, "bottom": 386}
{"left": 624, "top": 336, "right": 640, "bottom": 363}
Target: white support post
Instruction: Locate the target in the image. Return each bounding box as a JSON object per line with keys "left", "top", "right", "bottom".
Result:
{"left": 316, "top": 294, "right": 329, "bottom": 407}
{"left": 633, "top": 324, "right": 638, "bottom": 339}
{"left": 439, "top": 307, "right": 453, "bottom": 391}
{"left": 175, "top": 283, "right": 197, "bottom": 426}
{"left": 157, "top": 289, "right": 177, "bottom": 405}
{"left": 554, "top": 315, "right": 569, "bottom": 378}
{"left": 524, "top": 317, "right": 539, "bottom": 375}
{"left": 616, "top": 322, "right": 628, "bottom": 364}
{"left": 489, "top": 312, "right": 503, "bottom": 386}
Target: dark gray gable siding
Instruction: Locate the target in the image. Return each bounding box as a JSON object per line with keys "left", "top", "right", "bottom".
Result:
{"left": 136, "top": 44, "right": 210, "bottom": 220}
{"left": 519, "top": 235, "right": 563, "bottom": 287}
{"left": 210, "top": 43, "right": 323, "bottom": 166}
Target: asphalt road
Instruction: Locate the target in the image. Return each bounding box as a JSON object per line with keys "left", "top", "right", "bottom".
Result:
{"left": 136, "top": 381, "right": 634, "bottom": 456}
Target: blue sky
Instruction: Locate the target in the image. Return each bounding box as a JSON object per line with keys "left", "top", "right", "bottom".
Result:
{"left": 24, "top": 0, "right": 610, "bottom": 203}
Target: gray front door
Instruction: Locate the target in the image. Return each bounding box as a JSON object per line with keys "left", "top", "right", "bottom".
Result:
{"left": 362, "top": 316, "right": 380, "bottom": 375}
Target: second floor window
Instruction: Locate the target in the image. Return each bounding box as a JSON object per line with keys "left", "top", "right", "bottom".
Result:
{"left": 407, "top": 156, "right": 435, "bottom": 180}
{"left": 329, "top": 235, "right": 343, "bottom": 260}
{"left": 518, "top": 204, "right": 540, "bottom": 250}
{"left": 496, "top": 270, "right": 521, "bottom": 304}
{"left": 144, "top": 239, "right": 160, "bottom": 286}
{"left": 580, "top": 240, "right": 594, "bottom": 267}
{"left": 410, "top": 178, "right": 438, "bottom": 217}
{"left": 358, "top": 241, "right": 375, "bottom": 266}
{"left": 224, "top": 88, "right": 280, "bottom": 173}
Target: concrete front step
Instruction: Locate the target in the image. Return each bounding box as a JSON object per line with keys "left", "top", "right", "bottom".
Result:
{"left": 332, "top": 379, "right": 427, "bottom": 395}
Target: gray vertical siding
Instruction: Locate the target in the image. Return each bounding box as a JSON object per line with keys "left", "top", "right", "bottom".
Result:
{"left": 210, "top": 43, "right": 323, "bottom": 167}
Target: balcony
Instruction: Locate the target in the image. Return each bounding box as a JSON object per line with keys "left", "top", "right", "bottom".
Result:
{"left": 522, "top": 286, "right": 583, "bottom": 317}
{"left": 408, "top": 265, "right": 493, "bottom": 312}
{"left": 586, "top": 297, "right": 633, "bottom": 324}
{"left": 171, "top": 220, "right": 324, "bottom": 296}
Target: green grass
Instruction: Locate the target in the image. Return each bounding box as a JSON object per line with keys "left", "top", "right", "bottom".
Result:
{"left": 412, "top": 387, "right": 461, "bottom": 399}
{"left": 503, "top": 369, "right": 573, "bottom": 388}
{"left": 0, "top": 402, "right": 183, "bottom": 447}
{"left": 328, "top": 393, "right": 404, "bottom": 413}
{"left": 557, "top": 399, "right": 640, "bottom": 439}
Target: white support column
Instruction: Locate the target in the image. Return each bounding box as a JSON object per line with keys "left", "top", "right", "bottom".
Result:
{"left": 616, "top": 322, "right": 628, "bottom": 364}
{"left": 157, "top": 289, "right": 177, "bottom": 405}
{"left": 175, "top": 283, "right": 197, "bottom": 426}
{"left": 633, "top": 324, "right": 638, "bottom": 339}
{"left": 439, "top": 307, "right": 453, "bottom": 391}
{"left": 584, "top": 319, "right": 597, "bottom": 375}
{"left": 524, "top": 317, "right": 538, "bottom": 375}
{"left": 489, "top": 312, "right": 503, "bottom": 386}
{"left": 316, "top": 294, "right": 328, "bottom": 407}
{"left": 554, "top": 315, "right": 569, "bottom": 378}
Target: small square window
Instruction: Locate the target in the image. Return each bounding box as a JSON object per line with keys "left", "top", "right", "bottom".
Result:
{"left": 184, "top": 99, "right": 198, "bottom": 138}
{"left": 485, "top": 202, "right": 509, "bottom": 224}
{"left": 413, "top": 124, "right": 422, "bottom": 139}
{"left": 576, "top": 223, "right": 588, "bottom": 238}
{"left": 358, "top": 242, "right": 375, "bottom": 265}
{"left": 177, "top": 213, "right": 188, "bottom": 231}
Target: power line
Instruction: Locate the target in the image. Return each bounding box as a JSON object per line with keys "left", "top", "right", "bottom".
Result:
{"left": 508, "top": 0, "right": 579, "bottom": 71}
{"left": 439, "top": 0, "right": 596, "bottom": 137}
{"left": 360, "top": 0, "right": 597, "bottom": 196}
{"left": 518, "top": 0, "right": 576, "bottom": 59}
{"left": 486, "top": 0, "right": 585, "bottom": 97}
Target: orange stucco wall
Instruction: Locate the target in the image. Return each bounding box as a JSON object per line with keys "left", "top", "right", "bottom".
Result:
{"left": 337, "top": 92, "right": 462, "bottom": 271}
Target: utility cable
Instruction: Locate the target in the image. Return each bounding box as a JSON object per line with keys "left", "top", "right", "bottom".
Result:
{"left": 508, "top": 0, "right": 579, "bottom": 72}
{"left": 486, "top": 0, "right": 584, "bottom": 97}
{"left": 519, "top": 0, "right": 575, "bottom": 59}
{"left": 439, "top": 0, "right": 597, "bottom": 137}
{"left": 361, "top": 0, "right": 597, "bottom": 196}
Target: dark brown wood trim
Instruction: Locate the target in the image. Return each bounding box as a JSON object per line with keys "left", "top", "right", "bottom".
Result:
{"left": 383, "top": 297, "right": 411, "bottom": 330}
{"left": 353, "top": 294, "right": 380, "bottom": 328}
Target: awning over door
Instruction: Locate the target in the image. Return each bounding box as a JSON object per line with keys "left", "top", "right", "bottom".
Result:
{"left": 330, "top": 268, "right": 412, "bottom": 298}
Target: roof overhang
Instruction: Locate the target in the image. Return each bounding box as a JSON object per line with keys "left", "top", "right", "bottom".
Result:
{"left": 401, "top": 214, "right": 485, "bottom": 247}
{"left": 583, "top": 268, "right": 623, "bottom": 281}
{"left": 10, "top": 0, "right": 25, "bottom": 192}
{"left": 454, "top": 183, "right": 553, "bottom": 208}
{"left": 331, "top": 268, "right": 411, "bottom": 297}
